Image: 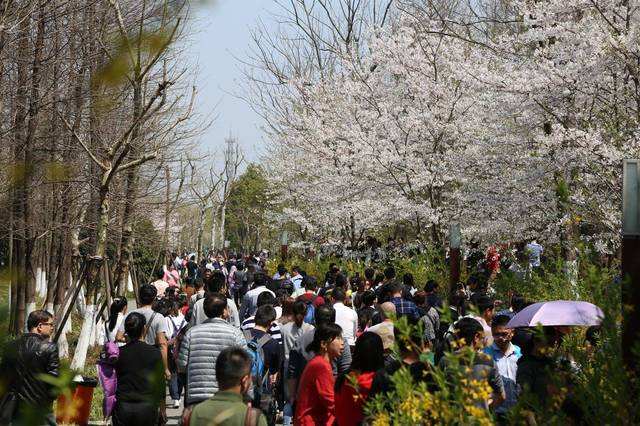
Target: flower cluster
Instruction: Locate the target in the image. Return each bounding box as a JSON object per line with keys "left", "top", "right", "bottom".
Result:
{"left": 256, "top": 0, "right": 640, "bottom": 249}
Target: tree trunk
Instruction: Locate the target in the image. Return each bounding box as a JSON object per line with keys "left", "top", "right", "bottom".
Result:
{"left": 210, "top": 205, "right": 218, "bottom": 251}
{"left": 197, "top": 206, "right": 206, "bottom": 260}
{"left": 219, "top": 202, "right": 227, "bottom": 250}
{"left": 114, "top": 81, "right": 142, "bottom": 292}
{"left": 71, "top": 184, "right": 108, "bottom": 370}
{"left": 114, "top": 166, "right": 139, "bottom": 291}
{"left": 10, "top": 9, "right": 32, "bottom": 334}
{"left": 162, "top": 166, "right": 171, "bottom": 263}
{"left": 24, "top": 0, "right": 46, "bottom": 323}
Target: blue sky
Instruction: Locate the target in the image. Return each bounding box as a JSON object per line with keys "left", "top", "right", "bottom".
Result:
{"left": 184, "top": 0, "right": 281, "bottom": 162}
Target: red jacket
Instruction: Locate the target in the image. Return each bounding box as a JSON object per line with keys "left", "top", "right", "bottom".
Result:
{"left": 295, "top": 355, "right": 335, "bottom": 425}
{"left": 335, "top": 371, "right": 376, "bottom": 426}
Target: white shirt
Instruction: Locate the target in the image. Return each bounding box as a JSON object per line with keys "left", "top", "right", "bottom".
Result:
{"left": 291, "top": 275, "right": 303, "bottom": 292}
{"left": 245, "top": 286, "right": 275, "bottom": 304}
{"left": 105, "top": 313, "right": 125, "bottom": 347}
{"left": 166, "top": 313, "right": 186, "bottom": 339}
{"left": 333, "top": 302, "right": 358, "bottom": 346}
{"left": 118, "top": 306, "right": 169, "bottom": 346}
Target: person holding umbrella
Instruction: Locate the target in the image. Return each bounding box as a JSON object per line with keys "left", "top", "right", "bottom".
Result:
{"left": 509, "top": 300, "right": 602, "bottom": 421}
{"left": 516, "top": 326, "right": 573, "bottom": 410}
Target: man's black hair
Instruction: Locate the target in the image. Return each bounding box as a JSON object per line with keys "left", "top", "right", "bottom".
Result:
{"left": 325, "top": 270, "right": 336, "bottom": 286}
{"left": 511, "top": 294, "right": 528, "bottom": 313}
{"left": 153, "top": 298, "right": 173, "bottom": 316}
{"left": 139, "top": 284, "right": 158, "bottom": 305}
{"left": 253, "top": 272, "right": 267, "bottom": 289}
{"left": 474, "top": 294, "right": 494, "bottom": 314}
{"left": 292, "top": 266, "right": 300, "bottom": 274}
{"left": 203, "top": 293, "right": 227, "bottom": 318}
{"left": 383, "top": 266, "right": 396, "bottom": 280}
{"left": 455, "top": 317, "right": 483, "bottom": 347}
{"left": 362, "top": 290, "right": 376, "bottom": 307}
{"left": 315, "top": 304, "right": 336, "bottom": 326}
{"left": 402, "top": 273, "right": 414, "bottom": 288}
{"left": 206, "top": 270, "right": 226, "bottom": 293}
{"left": 387, "top": 280, "right": 403, "bottom": 295}
{"left": 257, "top": 291, "right": 276, "bottom": 308}
{"left": 424, "top": 279, "right": 438, "bottom": 293}
{"left": 491, "top": 314, "right": 511, "bottom": 328}
{"left": 332, "top": 287, "right": 346, "bottom": 302}
{"left": 413, "top": 290, "right": 426, "bottom": 307}
{"left": 125, "top": 312, "right": 146, "bottom": 340}
{"left": 335, "top": 274, "right": 347, "bottom": 288}
{"left": 216, "top": 346, "right": 252, "bottom": 390}
{"left": 156, "top": 269, "right": 165, "bottom": 280}
{"left": 254, "top": 304, "right": 277, "bottom": 327}
{"left": 27, "top": 310, "right": 53, "bottom": 331}
{"left": 364, "top": 267, "right": 375, "bottom": 281}
{"left": 292, "top": 300, "right": 307, "bottom": 316}
{"left": 304, "top": 276, "right": 318, "bottom": 291}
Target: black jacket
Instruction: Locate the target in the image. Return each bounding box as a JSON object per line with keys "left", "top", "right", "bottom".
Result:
{"left": 1, "top": 333, "right": 59, "bottom": 408}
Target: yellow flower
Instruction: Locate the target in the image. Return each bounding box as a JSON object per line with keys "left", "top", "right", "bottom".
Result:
{"left": 372, "top": 413, "right": 391, "bottom": 426}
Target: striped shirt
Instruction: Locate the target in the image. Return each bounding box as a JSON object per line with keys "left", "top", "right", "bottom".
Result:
{"left": 241, "top": 317, "right": 282, "bottom": 345}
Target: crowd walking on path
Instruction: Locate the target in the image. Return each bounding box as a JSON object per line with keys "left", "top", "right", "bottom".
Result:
{"left": 0, "top": 242, "right": 605, "bottom": 425}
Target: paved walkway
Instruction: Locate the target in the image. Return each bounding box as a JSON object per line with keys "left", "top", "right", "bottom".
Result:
{"left": 166, "top": 392, "right": 183, "bottom": 425}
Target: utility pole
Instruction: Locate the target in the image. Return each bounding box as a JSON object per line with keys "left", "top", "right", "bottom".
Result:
{"left": 622, "top": 159, "right": 640, "bottom": 373}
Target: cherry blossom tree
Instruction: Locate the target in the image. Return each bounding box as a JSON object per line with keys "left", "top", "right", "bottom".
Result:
{"left": 252, "top": 0, "right": 640, "bottom": 254}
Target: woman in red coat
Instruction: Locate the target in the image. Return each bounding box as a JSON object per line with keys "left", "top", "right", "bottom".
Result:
{"left": 335, "top": 332, "right": 385, "bottom": 426}
{"left": 294, "top": 323, "right": 344, "bottom": 426}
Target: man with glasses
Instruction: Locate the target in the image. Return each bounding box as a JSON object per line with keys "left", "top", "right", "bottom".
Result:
{"left": 0, "top": 310, "right": 59, "bottom": 425}
{"left": 483, "top": 314, "right": 522, "bottom": 421}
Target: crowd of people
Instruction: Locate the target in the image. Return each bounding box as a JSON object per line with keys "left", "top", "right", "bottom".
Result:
{"left": 1, "top": 243, "right": 596, "bottom": 426}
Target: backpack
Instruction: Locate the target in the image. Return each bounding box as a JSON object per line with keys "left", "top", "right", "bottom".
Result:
{"left": 172, "top": 322, "right": 191, "bottom": 372}
{"left": 243, "top": 330, "right": 272, "bottom": 407}
{"left": 303, "top": 296, "right": 317, "bottom": 325}
{"left": 168, "top": 317, "right": 186, "bottom": 369}
{"left": 99, "top": 322, "right": 120, "bottom": 418}
{"left": 100, "top": 321, "right": 120, "bottom": 364}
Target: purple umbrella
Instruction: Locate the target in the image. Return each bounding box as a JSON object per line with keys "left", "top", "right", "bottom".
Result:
{"left": 506, "top": 300, "right": 603, "bottom": 328}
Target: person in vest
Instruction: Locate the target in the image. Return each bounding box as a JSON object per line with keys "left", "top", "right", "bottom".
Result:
{"left": 188, "top": 346, "right": 268, "bottom": 426}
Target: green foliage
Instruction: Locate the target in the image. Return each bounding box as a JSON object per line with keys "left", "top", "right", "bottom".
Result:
{"left": 366, "top": 317, "right": 494, "bottom": 425}
{"left": 269, "top": 246, "right": 447, "bottom": 281}
{"left": 225, "top": 164, "right": 277, "bottom": 251}
{"left": 367, "top": 259, "right": 639, "bottom": 425}
{"left": 492, "top": 261, "right": 618, "bottom": 305}
{"left": 270, "top": 253, "right": 638, "bottom": 424}
{"left": 505, "top": 267, "right": 639, "bottom": 425}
